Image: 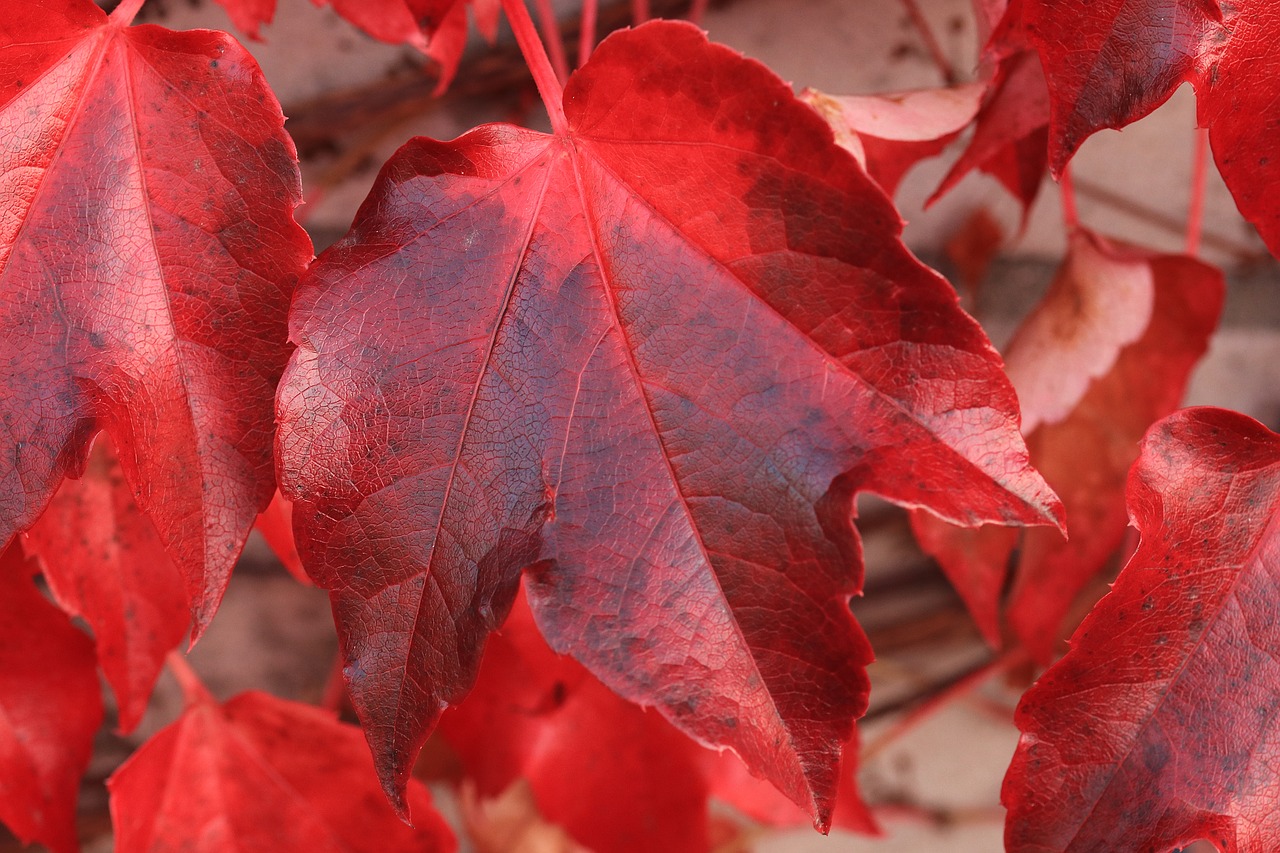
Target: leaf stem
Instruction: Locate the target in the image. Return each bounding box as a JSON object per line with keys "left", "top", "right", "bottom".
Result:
{"left": 500, "top": 0, "right": 568, "bottom": 134}
{"left": 109, "top": 0, "right": 147, "bottom": 25}
{"left": 632, "top": 0, "right": 650, "bottom": 24}
{"left": 1058, "top": 162, "right": 1079, "bottom": 229}
{"left": 689, "top": 0, "right": 709, "bottom": 25}
{"left": 167, "top": 650, "right": 214, "bottom": 706}
{"left": 533, "top": 0, "right": 570, "bottom": 85}
{"left": 899, "top": 0, "right": 956, "bottom": 84}
{"left": 1186, "top": 126, "right": 1210, "bottom": 256}
{"left": 579, "top": 0, "right": 599, "bottom": 66}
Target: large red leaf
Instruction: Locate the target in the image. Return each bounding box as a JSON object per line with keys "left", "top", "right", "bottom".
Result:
{"left": 0, "top": 0, "right": 311, "bottom": 630}
{"left": 1023, "top": 0, "right": 1280, "bottom": 253}
{"left": 1004, "top": 407, "right": 1280, "bottom": 852}
{"left": 109, "top": 673, "right": 455, "bottom": 853}
{"left": 913, "top": 230, "right": 1222, "bottom": 654}
{"left": 0, "top": 545, "right": 103, "bottom": 853}
{"left": 441, "top": 590, "right": 876, "bottom": 852}
{"left": 276, "top": 20, "right": 1061, "bottom": 826}
{"left": 23, "top": 436, "right": 189, "bottom": 733}
{"left": 802, "top": 83, "right": 985, "bottom": 198}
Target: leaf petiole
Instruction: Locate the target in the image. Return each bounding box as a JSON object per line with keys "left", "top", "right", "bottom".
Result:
{"left": 499, "top": 0, "right": 569, "bottom": 134}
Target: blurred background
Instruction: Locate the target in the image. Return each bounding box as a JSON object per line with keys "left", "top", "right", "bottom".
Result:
{"left": 12, "top": 0, "right": 1269, "bottom": 850}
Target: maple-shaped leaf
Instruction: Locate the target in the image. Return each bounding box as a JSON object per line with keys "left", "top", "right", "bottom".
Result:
{"left": 23, "top": 436, "right": 189, "bottom": 733}
{"left": 440, "top": 589, "right": 876, "bottom": 852}
{"left": 0, "top": 545, "right": 103, "bottom": 853}
{"left": 0, "top": 0, "right": 311, "bottom": 631}
{"left": 255, "top": 490, "right": 310, "bottom": 584}
{"left": 109, "top": 667, "right": 455, "bottom": 853}
{"left": 802, "top": 83, "right": 984, "bottom": 197}
{"left": 912, "top": 230, "right": 1222, "bottom": 653}
{"left": 1023, "top": 1, "right": 1280, "bottom": 253}
{"left": 1004, "top": 406, "right": 1280, "bottom": 852}
{"left": 276, "top": 19, "right": 1061, "bottom": 825}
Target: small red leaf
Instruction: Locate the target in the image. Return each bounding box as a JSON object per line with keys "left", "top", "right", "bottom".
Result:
{"left": 109, "top": 686, "right": 455, "bottom": 853}
{"left": 929, "top": 50, "right": 1050, "bottom": 218}
{"left": 909, "top": 515, "right": 1017, "bottom": 647}
{"left": 802, "top": 84, "right": 985, "bottom": 197}
{"left": 212, "top": 0, "right": 276, "bottom": 39}
{"left": 214, "top": 0, "right": 493, "bottom": 90}
{"left": 0, "top": 0, "right": 312, "bottom": 631}
{"left": 914, "top": 231, "right": 1222, "bottom": 655}
{"left": 23, "top": 436, "right": 189, "bottom": 733}
{"left": 441, "top": 593, "right": 714, "bottom": 853}
{"left": 1024, "top": 1, "right": 1280, "bottom": 254}
{"left": 441, "top": 590, "right": 877, "bottom": 851}
{"left": 277, "top": 20, "right": 1060, "bottom": 826}
{"left": 1004, "top": 407, "right": 1280, "bottom": 852}
{"left": 254, "top": 490, "right": 310, "bottom": 584}
{"left": 0, "top": 545, "right": 103, "bottom": 853}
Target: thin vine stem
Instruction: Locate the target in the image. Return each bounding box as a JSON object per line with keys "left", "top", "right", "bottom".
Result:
{"left": 533, "top": 0, "right": 571, "bottom": 85}
{"left": 499, "top": 0, "right": 568, "bottom": 135}
{"left": 632, "top": 0, "right": 651, "bottom": 24}
{"left": 1059, "top": 162, "right": 1079, "bottom": 230}
{"left": 579, "top": 0, "right": 599, "bottom": 66}
{"left": 167, "top": 651, "right": 214, "bottom": 705}
{"left": 689, "top": 0, "right": 709, "bottom": 25}
{"left": 1187, "top": 126, "right": 1210, "bottom": 256}
{"left": 110, "top": 0, "right": 146, "bottom": 25}
{"left": 899, "top": 0, "right": 956, "bottom": 84}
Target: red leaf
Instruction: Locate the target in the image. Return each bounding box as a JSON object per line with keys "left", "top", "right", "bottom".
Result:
{"left": 23, "top": 436, "right": 189, "bottom": 733}
{"left": 914, "top": 230, "right": 1222, "bottom": 656}
{"left": 909, "top": 514, "right": 1017, "bottom": 646}
{"left": 254, "top": 490, "right": 310, "bottom": 584}
{"left": 0, "top": 545, "right": 103, "bottom": 853}
{"left": 441, "top": 590, "right": 876, "bottom": 852}
{"left": 109, "top": 681, "right": 455, "bottom": 853}
{"left": 1004, "top": 407, "right": 1280, "bottom": 852}
{"left": 212, "top": 0, "right": 276, "bottom": 39}
{"left": 441, "top": 592, "right": 714, "bottom": 853}
{"left": 0, "top": 0, "right": 311, "bottom": 631}
{"left": 701, "top": 736, "right": 878, "bottom": 836}
{"left": 276, "top": 20, "right": 1061, "bottom": 826}
{"left": 929, "top": 50, "right": 1050, "bottom": 219}
{"left": 1024, "top": 1, "right": 1280, "bottom": 253}
{"left": 213, "top": 0, "right": 494, "bottom": 91}
{"left": 802, "top": 83, "right": 985, "bottom": 197}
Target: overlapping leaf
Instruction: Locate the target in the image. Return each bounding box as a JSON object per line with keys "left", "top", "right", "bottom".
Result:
{"left": 802, "top": 84, "right": 984, "bottom": 197}
{"left": 214, "top": 0, "right": 499, "bottom": 91}
{"left": 1023, "top": 0, "right": 1280, "bottom": 253}
{"left": 110, "top": 670, "right": 455, "bottom": 853}
{"left": 277, "top": 19, "right": 1060, "bottom": 825}
{"left": 23, "top": 436, "right": 189, "bottom": 732}
{"left": 913, "top": 230, "right": 1221, "bottom": 653}
{"left": 0, "top": 546, "right": 102, "bottom": 853}
{"left": 440, "top": 590, "right": 876, "bottom": 852}
{"left": 255, "top": 490, "right": 310, "bottom": 584}
{"left": 930, "top": 1, "right": 1050, "bottom": 218}
{"left": 1005, "top": 407, "right": 1280, "bottom": 852}
{"left": 0, "top": 0, "right": 311, "bottom": 630}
